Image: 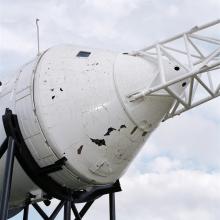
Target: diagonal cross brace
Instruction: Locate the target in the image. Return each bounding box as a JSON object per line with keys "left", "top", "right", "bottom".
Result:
{"left": 127, "top": 19, "right": 220, "bottom": 121}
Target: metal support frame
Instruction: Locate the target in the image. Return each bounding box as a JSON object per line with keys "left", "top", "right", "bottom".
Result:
{"left": 109, "top": 193, "right": 116, "bottom": 220}
{"left": 29, "top": 195, "right": 115, "bottom": 220}
{"left": 0, "top": 109, "right": 121, "bottom": 219}
{"left": 64, "top": 200, "right": 71, "bottom": 220}
{"left": 0, "top": 137, "right": 15, "bottom": 220}
{"left": 23, "top": 205, "right": 29, "bottom": 220}
{"left": 128, "top": 19, "right": 220, "bottom": 121}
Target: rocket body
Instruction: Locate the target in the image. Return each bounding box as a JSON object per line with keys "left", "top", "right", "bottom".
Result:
{"left": 0, "top": 45, "right": 186, "bottom": 211}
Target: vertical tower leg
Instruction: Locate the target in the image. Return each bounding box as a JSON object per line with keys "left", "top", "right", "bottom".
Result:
{"left": 109, "top": 193, "right": 116, "bottom": 220}
{"left": 0, "top": 137, "right": 15, "bottom": 220}
{"left": 64, "top": 200, "right": 71, "bottom": 220}
{"left": 23, "top": 205, "right": 29, "bottom": 220}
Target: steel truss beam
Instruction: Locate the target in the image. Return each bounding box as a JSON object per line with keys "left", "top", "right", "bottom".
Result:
{"left": 31, "top": 199, "right": 94, "bottom": 220}
{"left": 128, "top": 19, "right": 220, "bottom": 121}
{"left": 30, "top": 195, "right": 114, "bottom": 220}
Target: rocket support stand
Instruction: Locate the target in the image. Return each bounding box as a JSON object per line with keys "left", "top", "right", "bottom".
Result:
{"left": 0, "top": 108, "right": 120, "bottom": 220}
{"left": 0, "top": 138, "right": 15, "bottom": 220}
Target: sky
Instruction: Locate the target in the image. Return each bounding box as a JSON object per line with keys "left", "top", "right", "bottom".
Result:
{"left": 0, "top": 0, "right": 220, "bottom": 220}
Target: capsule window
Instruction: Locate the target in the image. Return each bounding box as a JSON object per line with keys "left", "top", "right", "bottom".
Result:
{"left": 76, "top": 51, "right": 91, "bottom": 57}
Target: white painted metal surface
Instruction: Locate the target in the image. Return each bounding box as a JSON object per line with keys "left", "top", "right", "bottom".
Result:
{"left": 0, "top": 20, "right": 219, "bottom": 212}
{"left": 0, "top": 61, "right": 41, "bottom": 209}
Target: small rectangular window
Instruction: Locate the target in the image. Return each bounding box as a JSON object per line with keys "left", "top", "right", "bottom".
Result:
{"left": 76, "top": 51, "right": 91, "bottom": 57}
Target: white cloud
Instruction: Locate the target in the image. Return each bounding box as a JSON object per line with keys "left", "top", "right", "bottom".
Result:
{"left": 146, "top": 111, "right": 220, "bottom": 170}
{"left": 118, "top": 170, "right": 220, "bottom": 220}
{"left": 0, "top": 26, "right": 34, "bottom": 52}
{"left": 82, "top": 0, "right": 141, "bottom": 17}
{"left": 145, "top": 156, "right": 182, "bottom": 173}
{"left": 167, "top": 5, "right": 179, "bottom": 17}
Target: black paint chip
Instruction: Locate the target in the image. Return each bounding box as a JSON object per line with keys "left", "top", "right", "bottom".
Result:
{"left": 90, "top": 138, "right": 106, "bottom": 146}
{"left": 52, "top": 95, "right": 55, "bottom": 99}
{"left": 174, "top": 66, "right": 180, "bottom": 71}
{"left": 104, "top": 127, "right": 116, "bottom": 136}
{"left": 142, "top": 131, "right": 148, "bottom": 137}
{"left": 77, "top": 145, "right": 84, "bottom": 154}
{"left": 118, "top": 124, "right": 126, "bottom": 131}
{"left": 182, "top": 82, "right": 187, "bottom": 87}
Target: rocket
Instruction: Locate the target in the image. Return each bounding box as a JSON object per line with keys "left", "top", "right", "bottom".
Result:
{"left": 0, "top": 20, "right": 219, "bottom": 219}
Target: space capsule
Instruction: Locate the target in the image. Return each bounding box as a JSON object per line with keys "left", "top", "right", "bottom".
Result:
{"left": 0, "top": 44, "right": 186, "bottom": 210}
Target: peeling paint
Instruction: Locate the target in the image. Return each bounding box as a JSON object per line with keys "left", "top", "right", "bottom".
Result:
{"left": 60, "top": 88, "right": 63, "bottom": 91}
{"left": 90, "top": 138, "right": 106, "bottom": 146}
{"left": 77, "top": 145, "right": 83, "bottom": 154}
{"left": 142, "top": 131, "right": 148, "bottom": 136}
{"left": 52, "top": 95, "right": 55, "bottom": 100}
{"left": 104, "top": 127, "right": 116, "bottom": 136}
{"left": 118, "top": 124, "right": 126, "bottom": 131}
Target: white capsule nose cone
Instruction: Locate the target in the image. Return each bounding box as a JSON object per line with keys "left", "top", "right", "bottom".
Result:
{"left": 114, "top": 54, "right": 187, "bottom": 130}
{"left": 26, "top": 45, "right": 188, "bottom": 188}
